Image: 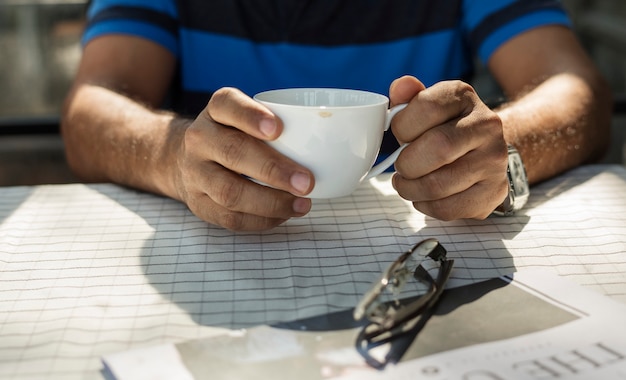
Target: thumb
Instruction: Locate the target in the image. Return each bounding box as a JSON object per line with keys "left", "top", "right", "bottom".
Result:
{"left": 389, "top": 75, "right": 426, "bottom": 106}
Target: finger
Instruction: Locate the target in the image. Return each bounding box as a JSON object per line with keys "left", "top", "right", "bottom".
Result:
{"left": 184, "top": 114, "right": 314, "bottom": 196}
{"left": 394, "top": 103, "right": 503, "bottom": 180}
{"left": 199, "top": 201, "right": 289, "bottom": 231}
{"left": 389, "top": 75, "right": 426, "bottom": 106}
{"left": 198, "top": 200, "right": 289, "bottom": 232}
{"left": 186, "top": 163, "right": 312, "bottom": 231}
{"left": 391, "top": 80, "right": 479, "bottom": 144}
{"left": 394, "top": 120, "right": 466, "bottom": 179}
{"left": 393, "top": 149, "right": 506, "bottom": 202}
{"left": 200, "top": 124, "right": 314, "bottom": 196}
{"left": 204, "top": 163, "right": 312, "bottom": 218}
{"left": 207, "top": 87, "right": 282, "bottom": 141}
{"left": 409, "top": 178, "right": 509, "bottom": 221}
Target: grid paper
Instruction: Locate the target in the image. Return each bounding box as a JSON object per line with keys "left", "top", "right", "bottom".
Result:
{"left": 1, "top": 164, "right": 626, "bottom": 379}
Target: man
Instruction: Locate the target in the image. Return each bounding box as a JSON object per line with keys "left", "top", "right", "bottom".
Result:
{"left": 62, "top": 1, "right": 612, "bottom": 231}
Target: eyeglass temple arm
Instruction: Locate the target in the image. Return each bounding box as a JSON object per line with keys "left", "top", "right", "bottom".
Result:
{"left": 369, "top": 258, "right": 454, "bottom": 343}
{"left": 391, "top": 242, "right": 451, "bottom": 325}
{"left": 375, "top": 246, "right": 454, "bottom": 335}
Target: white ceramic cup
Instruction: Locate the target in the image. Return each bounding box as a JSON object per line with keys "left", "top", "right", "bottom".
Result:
{"left": 254, "top": 88, "right": 407, "bottom": 199}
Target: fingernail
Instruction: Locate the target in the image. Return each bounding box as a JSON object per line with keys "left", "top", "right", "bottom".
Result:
{"left": 293, "top": 197, "right": 311, "bottom": 215}
{"left": 290, "top": 171, "right": 311, "bottom": 194}
{"left": 259, "top": 118, "right": 277, "bottom": 137}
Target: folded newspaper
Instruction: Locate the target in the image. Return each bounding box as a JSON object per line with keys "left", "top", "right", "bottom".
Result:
{"left": 102, "top": 271, "right": 626, "bottom": 380}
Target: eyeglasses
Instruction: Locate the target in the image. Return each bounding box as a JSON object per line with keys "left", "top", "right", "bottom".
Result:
{"left": 353, "top": 238, "right": 453, "bottom": 369}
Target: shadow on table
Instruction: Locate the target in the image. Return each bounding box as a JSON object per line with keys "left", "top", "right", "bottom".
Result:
{"left": 91, "top": 165, "right": 613, "bottom": 336}
{"left": 174, "top": 276, "right": 579, "bottom": 379}
{"left": 129, "top": 187, "right": 425, "bottom": 330}
{"left": 273, "top": 275, "right": 576, "bottom": 358}
{"left": 94, "top": 181, "right": 526, "bottom": 332}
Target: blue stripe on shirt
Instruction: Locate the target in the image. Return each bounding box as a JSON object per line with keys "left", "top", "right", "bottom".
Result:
{"left": 83, "top": 19, "right": 179, "bottom": 56}
{"left": 478, "top": 10, "right": 570, "bottom": 62}
{"left": 179, "top": 29, "right": 471, "bottom": 97}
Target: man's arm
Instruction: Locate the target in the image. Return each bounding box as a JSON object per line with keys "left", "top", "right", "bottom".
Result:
{"left": 62, "top": 36, "right": 314, "bottom": 231}
{"left": 490, "top": 25, "right": 612, "bottom": 184}
{"left": 62, "top": 35, "right": 180, "bottom": 194}
{"left": 388, "top": 25, "right": 612, "bottom": 220}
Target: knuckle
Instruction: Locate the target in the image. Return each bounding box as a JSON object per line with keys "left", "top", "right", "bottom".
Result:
{"left": 183, "top": 122, "right": 204, "bottom": 148}
{"left": 416, "top": 89, "right": 442, "bottom": 114}
{"left": 393, "top": 157, "right": 410, "bottom": 177}
{"left": 464, "top": 103, "right": 502, "bottom": 133}
{"left": 425, "top": 128, "right": 455, "bottom": 163}
{"left": 258, "top": 158, "right": 284, "bottom": 183}
{"left": 454, "top": 81, "right": 480, "bottom": 116}
{"left": 218, "top": 210, "right": 246, "bottom": 231}
{"left": 208, "top": 87, "right": 236, "bottom": 110}
{"left": 218, "top": 131, "right": 248, "bottom": 168}
{"left": 421, "top": 174, "right": 448, "bottom": 200}
{"left": 179, "top": 125, "right": 206, "bottom": 171}
{"left": 266, "top": 197, "right": 290, "bottom": 219}
{"left": 451, "top": 80, "right": 476, "bottom": 100}
{"left": 481, "top": 111, "right": 504, "bottom": 137}
{"left": 207, "top": 87, "right": 241, "bottom": 124}
{"left": 485, "top": 109, "right": 503, "bottom": 126}
{"left": 212, "top": 178, "right": 245, "bottom": 210}
{"left": 432, "top": 204, "right": 458, "bottom": 222}
{"left": 454, "top": 80, "right": 475, "bottom": 94}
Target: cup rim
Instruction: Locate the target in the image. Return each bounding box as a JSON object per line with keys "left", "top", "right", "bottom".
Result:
{"left": 253, "top": 88, "right": 390, "bottom": 109}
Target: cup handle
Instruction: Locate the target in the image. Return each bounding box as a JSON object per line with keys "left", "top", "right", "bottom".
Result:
{"left": 364, "top": 103, "right": 408, "bottom": 180}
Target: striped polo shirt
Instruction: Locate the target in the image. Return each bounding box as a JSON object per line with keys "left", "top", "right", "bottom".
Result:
{"left": 83, "top": 0, "right": 570, "bottom": 151}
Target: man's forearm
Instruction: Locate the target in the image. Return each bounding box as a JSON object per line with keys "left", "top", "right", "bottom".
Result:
{"left": 496, "top": 72, "right": 612, "bottom": 185}
{"left": 61, "top": 84, "right": 188, "bottom": 200}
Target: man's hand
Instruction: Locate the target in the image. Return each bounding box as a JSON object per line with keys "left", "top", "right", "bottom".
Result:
{"left": 175, "top": 87, "right": 315, "bottom": 231}
{"left": 389, "top": 76, "right": 509, "bottom": 220}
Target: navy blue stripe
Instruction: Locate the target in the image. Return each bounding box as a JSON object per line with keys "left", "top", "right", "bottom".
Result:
{"left": 87, "top": 5, "right": 179, "bottom": 38}
{"left": 469, "top": 0, "right": 565, "bottom": 54}
{"left": 176, "top": 0, "right": 463, "bottom": 46}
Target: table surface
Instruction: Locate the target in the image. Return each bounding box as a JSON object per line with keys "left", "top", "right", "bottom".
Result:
{"left": 1, "top": 164, "right": 625, "bottom": 380}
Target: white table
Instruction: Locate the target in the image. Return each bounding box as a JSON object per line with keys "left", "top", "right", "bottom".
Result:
{"left": 1, "top": 164, "right": 625, "bottom": 379}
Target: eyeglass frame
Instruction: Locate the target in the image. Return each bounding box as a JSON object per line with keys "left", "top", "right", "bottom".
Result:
{"left": 353, "top": 238, "right": 454, "bottom": 367}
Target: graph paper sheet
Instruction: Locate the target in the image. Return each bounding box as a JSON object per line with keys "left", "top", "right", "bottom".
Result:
{"left": 1, "top": 164, "right": 626, "bottom": 379}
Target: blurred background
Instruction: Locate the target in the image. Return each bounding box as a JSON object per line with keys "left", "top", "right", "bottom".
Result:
{"left": 0, "top": 0, "right": 625, "bottom": 186}
{"left": 0, "top": 0, "right": 84, "bottom": 185}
